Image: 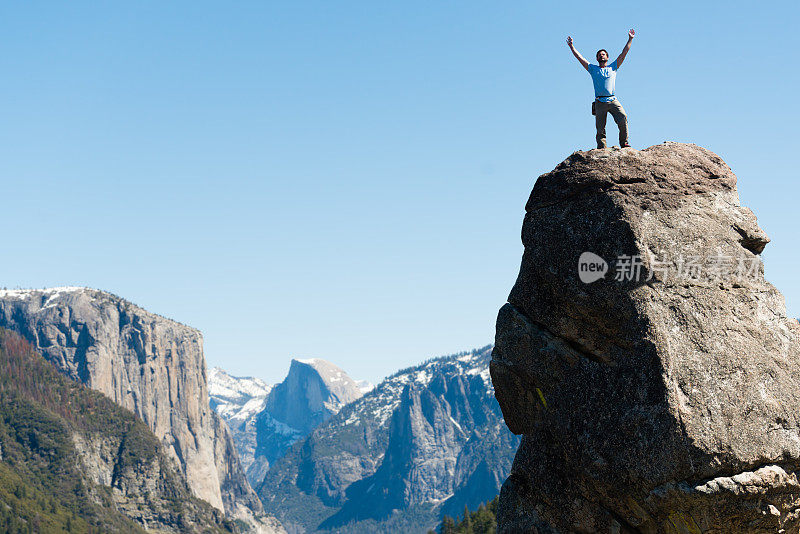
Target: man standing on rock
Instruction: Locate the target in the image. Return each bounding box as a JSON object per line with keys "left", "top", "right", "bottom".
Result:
{"left": 567, "top": 29, "right": 635, "bottom": 149}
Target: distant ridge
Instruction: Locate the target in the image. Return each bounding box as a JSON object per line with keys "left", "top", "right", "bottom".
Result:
{"left": 257, "top": 345, "right": 518, "bottom": 534}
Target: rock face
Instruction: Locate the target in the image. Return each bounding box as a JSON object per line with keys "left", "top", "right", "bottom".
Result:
{"left": 0, "top": 327, "right": 231, "bottom": 533}
{"left": 260, "top": 346, "right": 520, "bottom": 533}
{"left": 249, "top": 358, "right": 364, "bottom": 484}
{"left": 209, "top": 359, "right": 368, "bottom": 492}
{"left": 209, "top": 367, "right": 272, "bottom": 486}
{"left": 490, "top": 143, "right": 800, "bottom": 533}
{"left": 265, "top": 358, "right": 363, "bottom": 435}
{"left": 0, "top": 288, "right": 283, "bottom": 533}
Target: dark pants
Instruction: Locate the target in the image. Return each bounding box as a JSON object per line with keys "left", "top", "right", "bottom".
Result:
{"left": 595, "top": 99, "right": 629, "bottom": 148}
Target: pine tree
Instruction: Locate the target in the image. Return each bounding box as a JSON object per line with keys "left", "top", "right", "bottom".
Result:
{"left": 462, "top": 504, "right": 474, "bottom": 534}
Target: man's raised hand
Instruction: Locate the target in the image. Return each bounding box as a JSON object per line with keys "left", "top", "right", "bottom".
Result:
{"left": 616, "top": 29, "right": 635, "bottom": 67}
{"left": 567, "top": 36, "right": 588, "bottom": 70}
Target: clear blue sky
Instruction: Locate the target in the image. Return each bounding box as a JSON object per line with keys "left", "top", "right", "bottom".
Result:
{"left": 1, "top": 1, "right": 797, "bottom": 384}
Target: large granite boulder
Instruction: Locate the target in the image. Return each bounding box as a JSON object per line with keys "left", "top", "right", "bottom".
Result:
{"left": 490, "top": 143, "right": 800, "bottom": 533}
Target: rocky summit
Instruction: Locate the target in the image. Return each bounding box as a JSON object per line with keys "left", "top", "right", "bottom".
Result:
{"left": 490, "top": 143, "right": 800, "bottom": 533}
{"left": 265, "top": 358, "right": 364, "bottom": 436}
{"left": 249, "top": 358, "right": 365, "bottom": 485}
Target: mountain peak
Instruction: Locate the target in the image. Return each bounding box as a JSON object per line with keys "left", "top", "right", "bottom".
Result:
{"left": 294, "top": 356, "right": 322, "bottom": 365}
{"left": 288, "top": 357, "right": 362, "bottom": 404}
{"left": 258, "top": 345, "right": 519, "bottom": 532}
{"left": 267, "top": 357, "right": 363, "bottom": 434}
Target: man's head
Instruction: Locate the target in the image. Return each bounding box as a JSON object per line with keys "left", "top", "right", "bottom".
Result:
{"left": 596, "top": 49, "right": 609, "bottom": 66}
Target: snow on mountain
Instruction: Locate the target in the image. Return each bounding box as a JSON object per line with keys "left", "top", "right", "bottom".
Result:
{"left": 209, "top": 367, "right": 272, "bottom": 404}
{"left": 258, "top": 345, "right": 516, "bottom": 534}
{"left": 208, "top": 367, "right": 273, "bottom": 483}
{"left": 338, "top": 346, "right": 495, "bottom": 429}
{"left": 210, "top": 359, "right": 367, "bottom": 488}
{"left": 209, "top": 367, "right": 272, "bottom": 420}
{"left": 0, "top": 286, "right": 89, "bottom": 298}
{"left": 356, "top": 379, "right": 375, "bottom": 395}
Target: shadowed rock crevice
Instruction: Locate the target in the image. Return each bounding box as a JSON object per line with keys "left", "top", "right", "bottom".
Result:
{"left": 491, "top": 143, "right": 800, "bottom": 533}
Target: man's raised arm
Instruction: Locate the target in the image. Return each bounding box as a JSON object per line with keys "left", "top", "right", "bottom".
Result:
{"left": 615, "top": 29, "right": 635, "bottom": 67}
{"left": 566, "top": 36, "right": 589, "bottom": 71}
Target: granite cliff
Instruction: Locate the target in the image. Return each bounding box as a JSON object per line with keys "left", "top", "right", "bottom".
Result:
{"left": 0, "top": 288, "right": 283, "bottom": 533}
{"left": 249, "top": 358, "right": 365, "bottom": 485}
{"left": 265, "top": 358, "right": 364, "bottom": 436}
{"left": 210, "top": 360, "right": 378, "bottom": 498}
{"left": 491, "top": 143, "right": 800, "bottom": 532}
{"left": 0, "top": 327, "right": 233, "bottom": 533}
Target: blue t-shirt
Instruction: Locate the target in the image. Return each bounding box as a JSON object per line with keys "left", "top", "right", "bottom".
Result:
{"left": 588, "top": 60, "right": 618, "bottom": 102}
